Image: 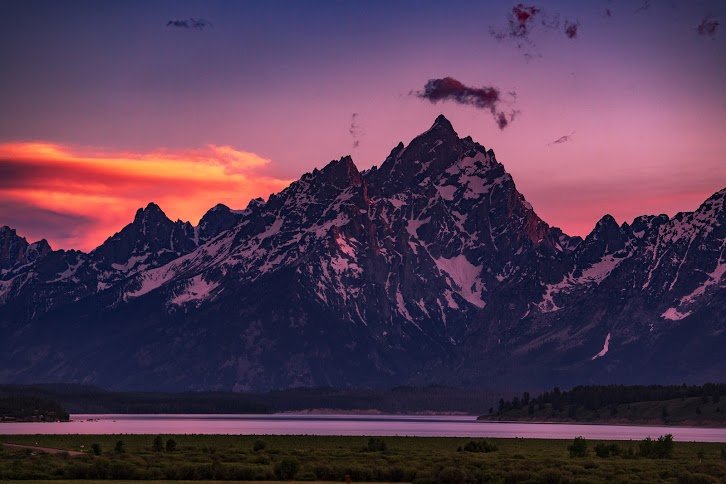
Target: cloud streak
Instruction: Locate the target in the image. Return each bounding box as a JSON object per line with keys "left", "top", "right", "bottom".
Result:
{"left": 166, "top": 18, "right": 212, "bottom": 30}
{"left": 548, "top": 131, "right": 575, "bottom": 146}
{"left": 415, "top": 77, "right": 518, "bottom": 129}
{"left": 349, "top": 113, "right": 362, "bottom": 148}
{"left": 0, "top": 142, "right": 290, "bottom": 250}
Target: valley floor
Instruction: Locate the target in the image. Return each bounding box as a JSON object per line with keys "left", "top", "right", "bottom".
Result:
{"left": 1, "top": 434, "right": 725, "bottom": 482}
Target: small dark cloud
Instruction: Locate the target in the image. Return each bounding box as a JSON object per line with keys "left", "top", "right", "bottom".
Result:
{"left": 349, "top": 113, "right": 362, "bottom": 149}
{"left": 564, "top": 20, "right": 579, "bottom": 39}
{"left": 415, "top": 77, "right": 517, "bottom": 130}
{"left": 489, "top": 3, "right": 541, "bottom": 52}
{"left": 634, "top": 1, "right": 651, "bottom": 14}
{"left": 696, "top": 16, "right": 719, "bottom": 37}
{"left": 605, "top": 8, "right": 612, "bottom": 18}
{"left": 548, "top": 131, "right": 575, "bottom": 146}
{"left": 166, "top": 18, "right": 212, "bottom": 30}
{"left": 490, "top": 4, "right": 582, "bottom": 57}
{"left": 511, "top": 4, "right": 541, "bottom": 38}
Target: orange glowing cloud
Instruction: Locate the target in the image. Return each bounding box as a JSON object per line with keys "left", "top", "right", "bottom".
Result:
{"left": 0, "top": 142, "right": 292, "bottom": 251}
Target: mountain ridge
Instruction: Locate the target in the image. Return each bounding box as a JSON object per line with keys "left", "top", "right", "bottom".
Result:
{"left": 1, "top": 115, "right": 724, "bottom": 391}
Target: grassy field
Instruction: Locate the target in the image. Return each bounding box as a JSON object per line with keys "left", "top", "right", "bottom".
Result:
{"left": 1, "top": 434, "right": 725, "bottom": 483}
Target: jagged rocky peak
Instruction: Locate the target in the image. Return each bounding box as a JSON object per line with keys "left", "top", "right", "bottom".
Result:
{"left": 92, "top": 202, "right": 197, "bottom": 267}
{"left": 26, "top": 239, "right": 52, "bottom": 260}
{"left": 0, "top": 226, "right": 52, "bottom": 269}
{"left": 319, "top": 155, "right": 362, "bottom": 188}
{"left": 133, "top": 202, "right": 169, "bottom": 230}
{"left": 576, "top": 214, "right": 628, "bottom": 265}
{"left": 430, "top": 113, "right": 457, "bottom": 134}
{"left": 268, "top": 156, "right": 364, "bottom": 213}
{"left": 198, "top": 203, "right": 245, "bottom": 244}
{"left": 368, "top": 115, "right": 490, "bottom": 196}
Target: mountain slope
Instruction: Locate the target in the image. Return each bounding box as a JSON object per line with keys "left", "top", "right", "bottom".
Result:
{"left": 0, "top": 116, "right": 723, "bottom": 391}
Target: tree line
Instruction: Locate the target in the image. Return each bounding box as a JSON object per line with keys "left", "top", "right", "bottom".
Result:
{"left": 493, "top": 383, "right": 724, "bottom": 415}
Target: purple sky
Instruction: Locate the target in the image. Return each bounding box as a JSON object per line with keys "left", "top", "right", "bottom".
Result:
{"left": 1, "top": 0, "right": 724, "bottom": 250}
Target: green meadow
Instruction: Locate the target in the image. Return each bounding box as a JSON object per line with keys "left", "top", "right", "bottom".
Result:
{"left": 1, "top": 434, "right": 725, "bottom": 483}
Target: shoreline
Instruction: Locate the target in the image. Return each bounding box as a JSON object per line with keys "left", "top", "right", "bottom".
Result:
{"left": 476, "top": 417, "right": 726, "bottom": 429}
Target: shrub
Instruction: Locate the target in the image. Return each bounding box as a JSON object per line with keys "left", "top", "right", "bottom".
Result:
{"left": 639, "top": 434, "right": 674, "bottom": 459}
{"left": 677, "top": 472, "right": 720, "bottom": 484}
{"left": 437, "top": 466, "right": 466, "bottom": 484}
{"left": 639, "top": 437, "right": 654, "bottom": 457}
{"left": 108, "top": 461, "right": 136, "bottom": 480}
{"left": 274, "top": 459, "right": 300, "bottom": 480}
{"left": 412, "top": 478, "right": 437, "bottom": 484}
{"left": 594, "top": 442, "right": 620, "bottom": 458}
{"left": 91, "top": 443, "right": 101, "bottom": 456}
{"left": 152, "top": 435, "right": 164, "bottom": 452}
{"left": 166, "top": 438, "right": 177, "bottom": 452}
{"left": 595, "top": 442, "right": 609, "bottom": 458}
{"left": 386, "top": 465, "right": 407, "bottom": 482}
{"left": 252, "top": 439, "right": 266, "bottom": 452}
{"left": 114, "top": 440, "right": 124, "bottom": 453}
{"left": 367, "top": 437, "right": 387, "bottom": 452}
{"left": 540, "top": 468, "right": 567, "bottom": 483}
{"left": 462, "top": 439, "right": 497, "bottom": 453}
{"left": 568, "top": 436, "right": 588, "bottom": 457}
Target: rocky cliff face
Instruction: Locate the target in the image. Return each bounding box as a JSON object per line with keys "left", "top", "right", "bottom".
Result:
{"left": 0, "top": 116, "right": 723, "bottom": 391}
{"left": 0, "top": 226, "right": 51, "bottom": 270}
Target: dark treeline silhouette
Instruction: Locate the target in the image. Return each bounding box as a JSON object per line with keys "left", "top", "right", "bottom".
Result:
{"left": 0, "top": 395, "right": 69, "bottom": 421}
{"left": 495, "top": 383, "right": 724, "bottom": 414}
{"left": 0, "top": 384, "right": 510, "bottom": 415}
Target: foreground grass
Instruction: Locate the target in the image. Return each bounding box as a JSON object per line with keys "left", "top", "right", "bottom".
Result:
{"left": 1, "top": 434, "right": 725, "bottom": 482}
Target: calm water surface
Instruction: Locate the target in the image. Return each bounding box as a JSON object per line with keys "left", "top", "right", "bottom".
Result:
{"left": 1, "top": 414, "right": 724, "bottom": 442}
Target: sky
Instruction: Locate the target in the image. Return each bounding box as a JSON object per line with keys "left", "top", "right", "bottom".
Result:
{"left": 1, "top": 0, "right": 724, "bottom": 251}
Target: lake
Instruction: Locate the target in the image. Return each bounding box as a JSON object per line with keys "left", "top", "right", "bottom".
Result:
{"left": 1, "top": 414, "right": 724, "bottom": 442}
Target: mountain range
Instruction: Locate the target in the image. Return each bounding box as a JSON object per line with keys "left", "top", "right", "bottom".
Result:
{"left": 1, "top": 115, "right": 724, "bottom": 391}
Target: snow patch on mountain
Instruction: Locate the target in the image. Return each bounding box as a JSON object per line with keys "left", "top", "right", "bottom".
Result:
{"left": 661, "top": 307, "right": 692, "bottom": 321}
{"left": 407, "top": 217, "right": 430, "bottom": 238}
{"left": 49, "top": 259, "right": 84, "bottom": 283}
{"left": 591, "top": 333, "right": 611, "bottom": 360}
{"left": 433, "top": 254, "right": 486, "bottom": 308}
{"left": 680, "top": 260, "right": 726, "bottom": 305}
{"left": 537, "top": 254, "right": 626, "bottom": 312}
{"left": 0, "top": 272, "right": 33, "bottom": 304}
{"left": 436, "top": 184, "right": 456, "bottom": 201}
{"left": 111, "top": 254, "right": 150, "bottom": 273}
{"left": 335, "top": 233, "right": 356, "bottom": 258}
{"left": 170, "top": 274, "right": 219, "bottom": 306}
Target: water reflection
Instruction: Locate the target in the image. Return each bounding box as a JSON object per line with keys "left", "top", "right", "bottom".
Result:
{"left": 0, "top": 414, "right": 724, "bottom": 442}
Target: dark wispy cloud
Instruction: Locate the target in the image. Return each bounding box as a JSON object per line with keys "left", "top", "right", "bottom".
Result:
{"left": 349, "top": 113, "right": 362, "bottom": 148}
{"left": 166, "top": 18, "right": 212, "bottom": 30}
{"left": 489, "top": 3, "right": 541, "bottom": 56}
{"left": 635, "top": 1, "right": 651, "bottom": 14}
{"left": 696, "top": 16, "right": 720, "bottom": 37}
{"left": 489, "top": 4, "right": 580, "bottom": 59}
{"left": 415, "top": 77, "right": 518, "bottom": 130}
{"left": 564, "top": 20, "right": 579, "bottom": 39}
{"left": 549, "top": 131, "right": 575, "bottom": 146}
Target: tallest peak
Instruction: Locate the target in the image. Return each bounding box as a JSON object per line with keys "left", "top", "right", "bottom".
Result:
{"left": 431, "top": 114, "right": 455, "bottom": 132}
